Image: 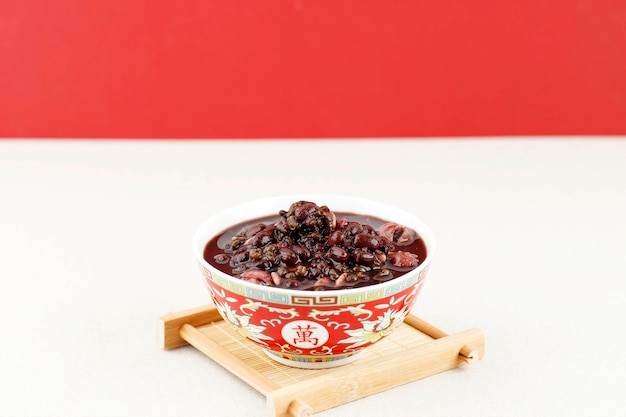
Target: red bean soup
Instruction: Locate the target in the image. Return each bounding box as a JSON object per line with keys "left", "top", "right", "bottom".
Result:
{"left": 204, "top": 201, "right": 427, "bottom": 291}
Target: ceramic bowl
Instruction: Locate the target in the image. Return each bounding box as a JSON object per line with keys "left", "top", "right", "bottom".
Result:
{"left": 193, "top": 195, "right": 435, "bottom": 369}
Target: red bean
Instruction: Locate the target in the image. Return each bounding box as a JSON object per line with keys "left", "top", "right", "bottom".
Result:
{"left": 345, "top": 222, "right": 363, "bottom": 235}
{"left": 374, "top": 249, "right": 387, "bottom": 264}
{"left": 279, "top": 247, "right": 298, "bottom": 265}
{"left": 328, "top": 245, "right": 350, "bottom": 263}
{"left": 293, "top": 201, "right": 318, "bottom": 221}
{"left": 353, "top": 248, "right": 375, "bottom": 266}
{"left": 362, "top": 224, "right": 375, "bottom": 234}
{"left": 230, "top": 251, "right": 249, "bottom": 265}
{"left": 292, "top": 245, "right": 311, "bottom": 262}
{"left": 335, "top": 218, "right": 349, "bottom": 229}
{"left": 327, "top": 230, "right": 344, "bottom": 247}
{"left": 246, "top": 230, "right": 273, "bottom": 247}
{"left": 243, "top": 223, "right": 267, "bottom": 238}
{"left": 353, "top": 233, "right": 382, "bottom": 250}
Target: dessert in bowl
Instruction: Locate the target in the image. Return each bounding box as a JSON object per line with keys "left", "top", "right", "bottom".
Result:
{"left": 193, "top": 195, "right": 435, "bottom": 369}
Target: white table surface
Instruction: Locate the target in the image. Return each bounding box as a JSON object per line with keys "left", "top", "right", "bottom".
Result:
{"left": 1, "top": 138, "right": 625, "bottom": 417}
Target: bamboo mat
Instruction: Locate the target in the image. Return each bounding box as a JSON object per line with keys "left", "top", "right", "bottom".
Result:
{"left": 161, "top": 304, "right": 484, "bottom": 417}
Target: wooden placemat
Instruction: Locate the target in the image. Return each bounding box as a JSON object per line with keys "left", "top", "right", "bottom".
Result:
{"left": 160, "top": 304, "right": 484, "bottom": 417}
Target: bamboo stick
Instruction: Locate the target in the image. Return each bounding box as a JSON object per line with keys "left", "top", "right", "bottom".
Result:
{"left": 159, "top": 304, "right": 223, "bottom": 349}
{"left": 403, "top": 315, "right": 480, "bottom": 363}
{"left": 266, "top": 328, "right": 484, "bottom": 417}
{"left": 287, "top": 398, "right": 313, "bottom": 417}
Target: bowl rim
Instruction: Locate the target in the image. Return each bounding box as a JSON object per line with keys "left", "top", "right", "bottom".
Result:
{"left": 193, "top": 194, "right": 436, "bottom": 297}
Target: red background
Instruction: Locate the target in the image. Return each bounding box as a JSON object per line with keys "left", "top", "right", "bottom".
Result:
{"left": 1, "top": 1, "right": 625, "bottom": 138}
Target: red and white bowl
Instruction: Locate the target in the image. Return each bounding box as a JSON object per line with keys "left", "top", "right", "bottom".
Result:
{"left": 193, "top": 195, "right": 436, "bottom": 369}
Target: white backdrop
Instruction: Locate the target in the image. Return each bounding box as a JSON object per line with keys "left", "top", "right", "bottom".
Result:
{"left": 1, "top": 138, "right": 625, "bottom": 416}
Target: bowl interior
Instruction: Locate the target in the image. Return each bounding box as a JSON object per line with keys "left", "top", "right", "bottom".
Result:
{"left": 194, "top": 194, "right": 435, "bottom": 296}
